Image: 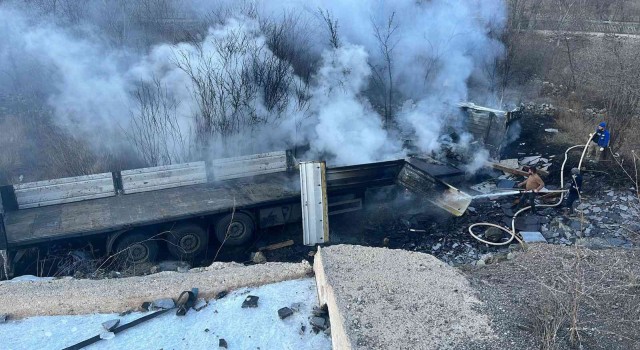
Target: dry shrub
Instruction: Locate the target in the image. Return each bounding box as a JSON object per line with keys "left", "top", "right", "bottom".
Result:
{"left": 526, "top": 247, "right": 640, "bottom": 350}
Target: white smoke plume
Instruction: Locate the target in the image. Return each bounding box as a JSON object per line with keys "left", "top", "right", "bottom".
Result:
{"left": 0, "top": 0, "right": 507, "bottom": 170}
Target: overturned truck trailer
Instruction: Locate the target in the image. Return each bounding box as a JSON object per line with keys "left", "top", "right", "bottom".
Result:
{"left": 0, "top": 151, "right": 471, "bottom": 277}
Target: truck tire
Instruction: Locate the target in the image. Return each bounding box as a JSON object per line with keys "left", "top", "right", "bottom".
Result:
{"left": 115, "top": 233, "right": 159, "bottom": 264}
{"left": 166, "top": 223, "right": 208, "bottom": 259}
{"left": 215, "top": 212, "right": 255, "bottom": 246}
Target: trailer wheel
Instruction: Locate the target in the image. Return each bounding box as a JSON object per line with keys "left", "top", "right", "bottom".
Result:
{"left": 166, "top": 223, "right": 208, "bottom": 259}
{"left": 215, "top": 212, "right": 255, "bottom": 246}
{"left": 115, "top": 233, "right": 159, "bottom": 264}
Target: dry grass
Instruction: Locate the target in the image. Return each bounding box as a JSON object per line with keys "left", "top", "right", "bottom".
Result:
{"left": 465, "top": 244, "right": 640, "bottom": 350}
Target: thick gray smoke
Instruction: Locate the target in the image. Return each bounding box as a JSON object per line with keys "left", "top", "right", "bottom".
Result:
{"left": 0, "top": 0, "right": 506, "bottom": 169}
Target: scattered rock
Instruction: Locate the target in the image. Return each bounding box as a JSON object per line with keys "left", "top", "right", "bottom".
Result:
{"left": 278, "top": 307, "right": 294, "bottom": 320}
{"left": 102, "top": 319, "right": 120, "bottom": 332}
{"left": 241, "top": 295, "right": 259, "bottom": 308}
{"left": 310, "top": 316, "right": 327, "bottom": 330}
{"left": 219, "top": 338, "right": 228, "bottom": 349}
{"left": 250, "top": 252, "right": 267, "bottom": 264}
{"left": 312, "top": 306, "right": 328, "bottom": 317}
{"left": 0, "top": 314, "right": 7, "bottom": 323}
{"left": 194, "top": 298, "right": 208, "bottom": 311}
{"left": 141, "top": 302, "right": 152, "bottom": 311}
{"left": 290, "top": 302, "right": 303, "bottom": 312}
{"left": 157, "top": 260, "right": 192, "bottom": 272}
{"left": 484, "top": 227, "right": 504, "bottom": 243}
{"left": 151, "top": 298, "right": 175, "bottom": 310}
{"left": 99, "top": 332, "right": 115, "bottom": 340}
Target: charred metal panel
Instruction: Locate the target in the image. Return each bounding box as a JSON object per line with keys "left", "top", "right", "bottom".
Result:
{"left": 405, "top": 158, "right": 465, "bottom": 185}
{"left": 259, "top": 203, "right": 302, "bottom": 228}
{"left": 14, "top": 173, "right": 115, "bottom": 209}
{"left": 326, "top": 160, "right": 404, "bottom": 192}
{"left": 300, "top": 162, "right": 329, "bottom": 246}
{"left": 121, "top": 162, "right": 207, "bottom": 194}
{"left": 397, "top": 162, "right": 471, "bottom": 217}
{"left": 210, "top": 151, "right": 289, "bottom": 181}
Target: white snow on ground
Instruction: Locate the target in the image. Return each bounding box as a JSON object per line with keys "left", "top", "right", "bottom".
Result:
{"left": 8, "top": 275, "right": 55, "bottom": 282}
{"left": 1, "top": 278, "right": 332, "bottom": 350}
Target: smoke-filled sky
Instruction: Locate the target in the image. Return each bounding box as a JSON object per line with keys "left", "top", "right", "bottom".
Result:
{"left": 0, "top": 0, "right": 506, "bottom": 168}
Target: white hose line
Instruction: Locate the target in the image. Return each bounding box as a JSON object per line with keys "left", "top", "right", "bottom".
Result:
{"left": 471, "top": 189, "right": 568, "bottom": 200}
{"left": 468, "top": 134, "right": 593, "bottom": 248}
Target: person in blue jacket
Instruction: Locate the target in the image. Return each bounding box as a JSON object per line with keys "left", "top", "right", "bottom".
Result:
{"left": 587, "top": 122, "right": 610, "bottom": 160}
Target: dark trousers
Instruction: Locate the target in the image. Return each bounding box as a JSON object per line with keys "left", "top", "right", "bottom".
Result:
{"left": 565, "top": 191, "right": 579, "bottom": 212}
{"left": 519, "top": 192, "right": 536, "bottom": 213}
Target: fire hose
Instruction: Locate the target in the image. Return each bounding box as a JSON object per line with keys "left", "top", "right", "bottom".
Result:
{"left": 467, "top": 134, "right": 593, "bottom": 247}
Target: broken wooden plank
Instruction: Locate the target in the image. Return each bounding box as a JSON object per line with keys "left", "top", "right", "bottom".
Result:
{"left": 486, "top": 162, "right": 549, "bottom": 177}
{"left": 258, "top": 239, "right": 294, "bottom": 251}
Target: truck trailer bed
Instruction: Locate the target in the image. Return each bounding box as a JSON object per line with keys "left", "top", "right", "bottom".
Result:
{"left": 3, "top": 173, "right": 299, "bottom": 247}
{"left": 1, "top": 157, "right": 469, "bottom": 250}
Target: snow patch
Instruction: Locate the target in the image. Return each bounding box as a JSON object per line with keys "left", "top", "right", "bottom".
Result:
{"left": 2, "top": 278, "right": 330, "bottom": 350}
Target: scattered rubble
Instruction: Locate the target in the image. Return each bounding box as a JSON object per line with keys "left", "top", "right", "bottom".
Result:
{"left": 194, "top": 298, "right": 208, "bottom": 311}
{"left": 520, "top": 101, "right": 557, "bottom": 116}
{"left": 151, "top": 298, "right": 175, "bottom": 310}
{"left": 278, "top": 307, "right": 294, "bottom": 319}
{"left": 101, "top": 318, "right": 120, "bottom": 331}
{"left": 310, "top": 316, "right": 328, "bottom": 331}
{"left": 250, "top": 251, "right": 267, "bottom": 264}
{"left": 242, "top": 295, "right": 259, "bottom": 308}
{"left": 152, "top": 260, "right": 191, "bottom": 273}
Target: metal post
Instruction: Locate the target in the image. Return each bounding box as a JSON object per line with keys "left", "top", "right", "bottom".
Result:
{"left": 299, "top": 161, "right": 329, "bottom": 246}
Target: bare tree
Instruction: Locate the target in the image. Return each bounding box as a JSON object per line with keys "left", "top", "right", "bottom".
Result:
{"left": 319, "top": 9, "right": 340, "bottom": 49}
{"left": 127, "top": 77, "right": 190, "bottom": 166}
{"left": 172, "top": 22, "right": 306, "bottom": 153}
{"left": 370, "top": 12, "right": 399, "bottom": 128}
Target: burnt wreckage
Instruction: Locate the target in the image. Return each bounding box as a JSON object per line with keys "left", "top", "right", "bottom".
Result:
{"left": 404, "top": 102, "right": 521, "bottom": 161}
{"left": 0, "top": 103, "right": 513, "bottom": 277}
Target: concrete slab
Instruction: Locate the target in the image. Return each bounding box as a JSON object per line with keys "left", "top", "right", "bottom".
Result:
{"left": 313, "top": 245, "right": 495, "bottom": 350}
{"left": 0, "top": 261, "right": 311, "bottom": 318}
{"left": 520, "top": 231, "right": 547, "bottom": 243}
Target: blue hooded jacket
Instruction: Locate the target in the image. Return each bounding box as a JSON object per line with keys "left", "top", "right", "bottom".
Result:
{"left": 593, "top": 123, "right": 610, "bottom": 148}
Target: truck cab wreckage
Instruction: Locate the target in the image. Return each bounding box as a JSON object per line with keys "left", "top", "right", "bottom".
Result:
{"left": 0, "top": 151, "right": 472, "bottom": 278}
